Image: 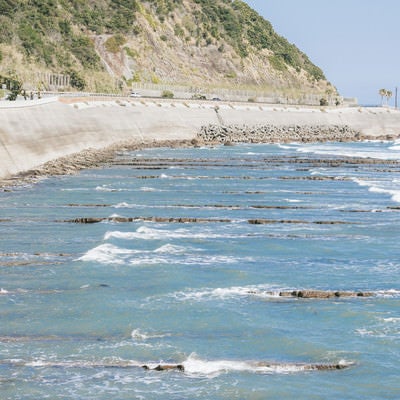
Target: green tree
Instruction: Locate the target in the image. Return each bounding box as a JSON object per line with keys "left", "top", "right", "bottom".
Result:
{"left": 105, "top": 34, "right": 127, "bottom": 53}
{"left": 68, "top": 70, "right": 86, "bottom": 90}
{"left": 18, "top": 23, "right": 43, "bottom": 56}
{"left": 161, "top": 90, "right": 174, "bottom": 98}
{"left": 379, "top": 88, "right": 393, "bottom": 106}
{"left": 6, "top": 77, "right": 22, "bottom": 101}
{"left": 379, "top": 88, "right": 387, "bottom": 106}
{"left": 320, "top": 98, "right": 328, "bottom": 106}
{"left": 70, "top": 35, "right": 101, "bottom": 69}
{"left": 386, "top": 90, "right": 393, "bottom": 105}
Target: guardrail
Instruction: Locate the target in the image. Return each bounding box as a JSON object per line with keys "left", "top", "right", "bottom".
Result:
{"left": 0, "top": 96, "right": 59, "bottom": 109}
{"left": 0, "top": 89, "right": 358, "bottom": 107}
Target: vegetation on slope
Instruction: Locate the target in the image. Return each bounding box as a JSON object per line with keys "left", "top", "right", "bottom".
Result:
{"left": 0, "top": 0, "right": 330, "bottom": 95}
{"left": 191, "top": 0, "right": 325, "bottom": 81}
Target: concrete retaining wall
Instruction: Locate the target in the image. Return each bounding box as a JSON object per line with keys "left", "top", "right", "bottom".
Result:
{"left": 0, "top": 98, "right": 217, "bottom": 179}
{"left": 0, "top": 97, "right": 399, "bottom": 180}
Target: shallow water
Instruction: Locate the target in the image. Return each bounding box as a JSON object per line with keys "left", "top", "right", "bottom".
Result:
{"left": 1, "top": 141, "right": 399, "bottom": 399}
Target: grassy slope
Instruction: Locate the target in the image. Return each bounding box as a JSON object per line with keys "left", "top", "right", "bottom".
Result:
{"left": 0, "top": 0, "right": 333, "bottom": 96}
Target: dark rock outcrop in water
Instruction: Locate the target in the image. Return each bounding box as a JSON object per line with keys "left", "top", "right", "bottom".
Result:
{"left": 142, "top": 364, "right": 185, "bottom": 372}
{"left": 280, "top": 290, "right": 374, "bottom": 298}
{"left": 255, "top": 362, "right": 351, "bottom": 371}
{"left": 64, "top": 217, "right": 354, "bottom": 225}
{"left": 198, "top": 124, "right": 364, "bottom": 144}
{"left": 65, "top": 216, "right": 232, "bottom": 224}
{"left": 247, "top": 289, "right": 374, "bottom": 299}
{"left": 248, "top": 219, "right": 351, "bottom": 225}
{"left": 140, "top": 362, "right": 349, "bottom": 372}
{"left": 0, "top": 358, "right": 351, "bottom": 372}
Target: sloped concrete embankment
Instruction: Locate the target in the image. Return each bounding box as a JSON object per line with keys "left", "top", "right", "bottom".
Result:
{"left": 1, "top": 99, "right": 400, "bottom": 181}
{"left": 0, "top": 99, "right": 214, "bottom": 180}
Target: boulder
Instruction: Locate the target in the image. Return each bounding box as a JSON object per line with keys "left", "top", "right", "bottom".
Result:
{"left": 142, "top": 364, "right": 184, "bottom": 371}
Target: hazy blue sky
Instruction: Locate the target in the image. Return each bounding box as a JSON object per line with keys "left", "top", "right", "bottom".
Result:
{"left": 244, "top": 0, "right": 400, "bottom": 105}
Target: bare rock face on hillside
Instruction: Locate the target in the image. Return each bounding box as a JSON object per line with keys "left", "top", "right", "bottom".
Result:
{"left": 0, "top": 0, "right": 335, "bottom": 98}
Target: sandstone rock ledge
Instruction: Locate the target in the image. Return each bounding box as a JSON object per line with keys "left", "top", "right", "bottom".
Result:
{"left": 198, "top": 124, "right": 364, "bottom": 144}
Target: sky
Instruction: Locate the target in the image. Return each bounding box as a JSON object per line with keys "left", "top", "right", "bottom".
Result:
{"left": 244, "top": 0, "right": 400, "bottom": 106}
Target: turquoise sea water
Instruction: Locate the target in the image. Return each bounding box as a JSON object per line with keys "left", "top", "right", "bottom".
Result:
{"left": 1, "top": 141, "right": 400, "bottom": 399}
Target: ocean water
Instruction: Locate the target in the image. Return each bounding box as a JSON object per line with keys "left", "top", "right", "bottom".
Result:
{"left": 0, "top": 141, "right": 399, "bottom": 399}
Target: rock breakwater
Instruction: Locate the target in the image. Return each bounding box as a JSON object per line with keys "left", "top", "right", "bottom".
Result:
{"left": 198, "top": 124, "right": 364, "bottom": 144}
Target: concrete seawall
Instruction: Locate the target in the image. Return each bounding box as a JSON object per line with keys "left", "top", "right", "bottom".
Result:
{"left": 0, "top": 98, "right": 217, "bottom": 179}
{"left": 0, "top": 97, "right": 399, "bottom": 180}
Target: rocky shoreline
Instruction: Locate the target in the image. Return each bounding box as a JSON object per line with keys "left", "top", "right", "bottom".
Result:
{"left": 0, "top": 138, "right": 196, "bottom": 189}
{"left": 198, "top": 124, "right": 366, "bottom": 144}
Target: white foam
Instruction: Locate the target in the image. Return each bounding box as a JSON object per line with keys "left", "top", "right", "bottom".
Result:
{"left": 375, "top": 289, "right": 400, "bottom": 298}
{"left": 382, "top": 317, "right": 400, "bottom": 323}
{"left": 61, "top": 188, "right": 90, "bottom": 192}
{"left": 128, "top": 254, "right": 244, "bottom": 266}
{"left": 356, "top": 319, "right": 400, "bottom": 339}
{"left": 352, "top": 178, "right": 371, "bottom": 187}
{"left": 95, "top": 185, "right": 119, "bottom": 192}
{"left": 297, "top": 144, "right": 400, "bottom": 160}
{"left": 80, "top": 237, "right": 247, "bottom": 266}
{"left": 0, "top": 288, "right": 9, "bottom": 294}
{"left": 370, "top": 187, "right": 400, "bottom": 203}
{"left": 78, "top": 243, "right": 138, "bottom": 265}
{"left": 128, "top": 256, "right": 170, "bottom": 266}
{"left": 113, "top": 202, "right": 132, "bottom": 208}
{"left": 79, "top": 284, "right": 90, "bottom": 289}
{"left": 104, "top": 231, "right": 138, "bottom": 240}
{"left": 131, "top": 329, "right": 169, "bottom": 340}
{"left": 182, "top": 354, "right": 252, "bottom": 377}
{"left": 25, "top": 360, "right": 49, "bottom": 367}
{"left": 352, "top": 178, "right": 400, "bottom": 203}
{"left": 104, "top": 226, "right": 241, "bottom": 241}
{"left": 131, "top": 329, "right": 151, "bottom": 340}
{"left": 181, "top": 354, "right": 348, "bottom": 377}
{"left": 24, "top": 359, "right": 142, "bottom": 368}
{"left": 388, "top": 139, "right": 400, "bottom": 151}
{"left": 104, "top": 227, "right": 166, "bottom": 240}
{"left": 171, "top": 285, "right": 400, "bottom": 303}
{"left": 109, "top": 213, "right": 124, "bottom": 218}
{"left": 279, "top": 145, "right": 294, "bottom": 150}
{"left": 182, "top": 255, "right": 246, "bottom": 265}
{"left": 173, "top": 284, "right": 281, "bottom": 302}
{"left": 3, "top": 356, "right": 353, "bottom": 377}
{"left": 154, "top": 244, "right": 188, "bottom": 254}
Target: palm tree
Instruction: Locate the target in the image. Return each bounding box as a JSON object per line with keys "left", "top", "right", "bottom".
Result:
{"left": 386, "top": 90, "right": 393, "bottom": 105}
{"left": 379, "top": 88, "right": 387, "bottom": 106}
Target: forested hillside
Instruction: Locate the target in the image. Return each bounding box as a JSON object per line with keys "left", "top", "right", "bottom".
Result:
{"left": 0, "top": 0, "right": 334, "bottom": 97}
